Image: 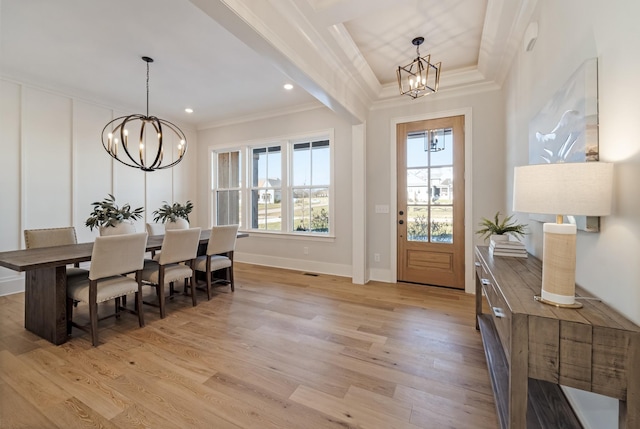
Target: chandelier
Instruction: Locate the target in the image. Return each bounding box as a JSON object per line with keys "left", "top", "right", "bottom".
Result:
{"left": 397, "top": 37, "right": 441, "bottom": 99}
{"left": 101, "top": 56, "right": 187, "bottom": 172}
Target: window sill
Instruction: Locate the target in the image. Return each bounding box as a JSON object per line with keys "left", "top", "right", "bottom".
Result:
{"left": 239, "top": 229, "right": 336, "bottom": 242}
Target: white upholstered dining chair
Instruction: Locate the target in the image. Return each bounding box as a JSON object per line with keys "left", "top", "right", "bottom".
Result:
{"left": 194, "top": 224, "right": 239, "bottom": 300}
{"left": 146, "top": 222, "right": 165, "bottom": 236}
{"left": 66, "top": 232, "right": 148, "bottom": 346}
{"left": 24, "top": 227, "right": 87, "bottom": 277}
{"left": 140, "top": 227, "right": 201, "bottom": 318}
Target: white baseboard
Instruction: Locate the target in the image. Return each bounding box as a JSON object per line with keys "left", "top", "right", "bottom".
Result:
{"left": 562, "top": 386, "right": 617, "bottom": 429}
{"left": 235, "top": 252, "right": 352, "bottom": 278}
{"left": 0, "top": 273, "right": 25, "bottom": 296}
{"left": 368, "top": 268, "right": 393, "bottom": 283}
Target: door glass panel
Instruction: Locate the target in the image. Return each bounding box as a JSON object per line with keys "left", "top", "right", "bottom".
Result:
{"left": 429, "top": 128, "right": 453, "bottom": 166}
{"left": 406, "top": 133, "right": 428, "bottom": 168}
{"left": 431, "top": 206, "right": 453, "bottom": 243}
{"left": 407, "top": 205, "right": 429, "bottom": 242}
{"left": 405, "top": 128, "right": 455, "bottom": 243}
{"left": 430, "top": 166, "right": 453, "bottom": 204}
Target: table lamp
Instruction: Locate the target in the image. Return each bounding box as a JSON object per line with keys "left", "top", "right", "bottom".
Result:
{"left": 513, "top": 162, "right": 613, "bottom": 307}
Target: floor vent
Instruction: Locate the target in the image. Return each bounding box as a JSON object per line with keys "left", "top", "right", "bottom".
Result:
{"left": 303, "top": 272, "right": 319, "bottom": 277}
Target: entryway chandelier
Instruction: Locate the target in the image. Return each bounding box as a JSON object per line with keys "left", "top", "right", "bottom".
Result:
{"left": 101, "top": 56, "right": 187, "bottom": 172}
{"left": 397, "top": 37, "right": 441, "bottom": 99}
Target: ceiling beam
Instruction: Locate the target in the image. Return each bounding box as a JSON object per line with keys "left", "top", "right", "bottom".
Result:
{"left": 188, "top": 0, "right": 372, "bottom": 124}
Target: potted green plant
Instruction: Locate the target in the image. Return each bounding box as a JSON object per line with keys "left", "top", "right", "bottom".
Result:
{"left": 85, "top": 194, "right": 144, "bottom": 236}
{"left": 152, "top": 200, "right": 193, "bottom": 230}
{"left": 476, "top": 211, "right": 527, "bottom": 242}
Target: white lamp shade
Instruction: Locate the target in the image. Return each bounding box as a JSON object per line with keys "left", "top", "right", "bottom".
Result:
{"left": 513, "top": 162, "right": 613, "bottom": 216}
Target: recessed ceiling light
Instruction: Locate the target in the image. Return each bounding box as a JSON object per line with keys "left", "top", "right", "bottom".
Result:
{"left": 283, "top": 84, "right": 294, "bottom": 90}
{"left": 185, "top": 108, "right": 194, "bottom": 113}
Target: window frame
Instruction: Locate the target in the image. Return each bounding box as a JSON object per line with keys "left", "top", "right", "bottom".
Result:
{"left": 210, "top": 148, "right": 243, "bottom": 227}
{"left": 209, "top": 129, "right": 334, "bottom": 238}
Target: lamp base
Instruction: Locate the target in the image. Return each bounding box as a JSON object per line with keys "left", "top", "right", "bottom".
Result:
{"left": 541, "top": 222, "right": 578, "bottom": 306}
{"left": 534, "top": 295, "right": 583, "bottom": 309}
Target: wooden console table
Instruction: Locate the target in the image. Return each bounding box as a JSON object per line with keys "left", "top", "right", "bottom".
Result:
{"left": 475, "top": 246, "right": 639, "bottom": 429}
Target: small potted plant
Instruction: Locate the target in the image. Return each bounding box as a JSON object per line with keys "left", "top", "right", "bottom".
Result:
{"left": 85, "top": 194, "right": 144, "bottom": 236}
{"left": 476, "top": 211, "right": 527, "bottom": 242}
{"left": 152, "top": 200, "right": 193, "bottom": 230}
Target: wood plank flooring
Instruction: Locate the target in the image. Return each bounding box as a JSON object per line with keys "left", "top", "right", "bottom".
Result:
{"left": 0, "top": 263, "right": 498, "bottom": 428}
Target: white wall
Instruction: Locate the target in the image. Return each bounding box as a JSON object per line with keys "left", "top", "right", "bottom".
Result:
{"left": 196, "top": 107, "right": 354, "bottom": 276}
{"left": 0, "top": 79, "right": 197, "bottom": 295}
{"left": 503, "top": 1, "right": 640, "bottom": 427}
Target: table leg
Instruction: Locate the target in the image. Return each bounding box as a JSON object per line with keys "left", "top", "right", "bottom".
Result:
{"left": 509, "top": 313, "right": 529, "bottom": 428}
{"left": 24, "top": 266, "right": 68, "bottom": 345}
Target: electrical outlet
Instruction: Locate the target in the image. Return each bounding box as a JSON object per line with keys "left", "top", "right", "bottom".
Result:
{"left": 374, "top": 253, "right": 380, "bottom": 262}
{"left": 303, "top": 247, "right": 309, "bottom": 255}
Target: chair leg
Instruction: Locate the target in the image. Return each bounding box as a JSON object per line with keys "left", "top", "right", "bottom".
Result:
{"left": 229, "top": 266, "right": 235, "bottom": 292}
{"left": 136, "top": 291, "right": 145, "bottom": 327}
{"left": 158, "top": 269, "right": 166, "bottom": 319}
{"left": 66, "top": 296, "right": 74, "bottom": 335}
{"left": 206, "top": 269, "right": 212, "bottom": 301}
{"left": 89, "top": 300, "right": 99, "bottom": 347}
{"left": 190, "top": 273, "right": 197, "bottom": 307}
{"left": 115, "top": 297, "right": 121, "bottom": 319}
{"left": 158, "top": 282, "right": 165, "bottom": 319}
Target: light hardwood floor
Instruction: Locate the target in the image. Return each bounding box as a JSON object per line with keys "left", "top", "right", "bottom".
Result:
{"left": 0, "top": 263, "right": 497, "bottom": 429}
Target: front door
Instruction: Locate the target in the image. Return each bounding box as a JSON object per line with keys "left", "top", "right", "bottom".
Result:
{"left": 397, "top": 115, "right": 465, "bottom": 289}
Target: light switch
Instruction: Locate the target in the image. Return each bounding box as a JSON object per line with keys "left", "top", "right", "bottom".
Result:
{"left": 375, "top": 205, "right": 389, "bottom": 214}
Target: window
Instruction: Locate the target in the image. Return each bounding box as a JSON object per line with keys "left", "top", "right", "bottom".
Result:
{"left": 211, "top": 131, "right": 332, "bottom": 236}
{"left": 251, "top": 145, "right": 282, "bottom": 231}
{"left": 214, "top": 150, "right": 241, "bottom": 226}
{"left": 292, "top": 140, "right": 330, "bottom": 233}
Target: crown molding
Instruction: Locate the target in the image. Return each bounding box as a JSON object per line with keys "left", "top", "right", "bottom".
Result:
{"left": 197, "top": 101, "right": 324, "bottom": 130}
{"left": 478, "top": 0, "right": 539, "bottom": 85}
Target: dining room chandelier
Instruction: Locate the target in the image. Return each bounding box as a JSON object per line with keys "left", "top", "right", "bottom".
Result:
{"left": 101, "top": 56, "right": 186, "bottom": 172}
{"left": 397, "top": 37, "right": 441, "bottom": 99}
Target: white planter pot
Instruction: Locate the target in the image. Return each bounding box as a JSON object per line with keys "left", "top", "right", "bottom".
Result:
{"left": 99, "top": 221, "right": 136, "bottom": 236}
{"left": 165, "top": 218, "right": 189, "bottom": 230}
{"left": 490, "top": 234, "right": 509, "bottom": 242}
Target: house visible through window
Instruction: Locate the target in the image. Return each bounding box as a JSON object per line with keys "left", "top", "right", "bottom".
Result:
{"left": 251, "top": 145, "right": 282, "bottom": 231}
{"left": 211, "top": 131, "right": 332, "bottom": 236}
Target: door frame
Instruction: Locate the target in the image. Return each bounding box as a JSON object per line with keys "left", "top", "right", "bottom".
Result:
{"left": 389, "top": 107, "right": 474, "bottom": 293}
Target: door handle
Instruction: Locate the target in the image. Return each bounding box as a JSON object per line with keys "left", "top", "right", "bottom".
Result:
{"left": 399, "top": 210, "right": 404, "bottom": 215}
{"left": 398, "top": 220, "right": 404, "bottom": 225}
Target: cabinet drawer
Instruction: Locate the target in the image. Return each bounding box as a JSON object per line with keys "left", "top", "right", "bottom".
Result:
{"left": 479, "top": 270, "right": 511, "bottom": 360}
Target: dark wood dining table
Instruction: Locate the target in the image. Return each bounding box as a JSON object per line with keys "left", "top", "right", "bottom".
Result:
{"left": 0, "top": 230, "right": 247, "bottom": 345}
